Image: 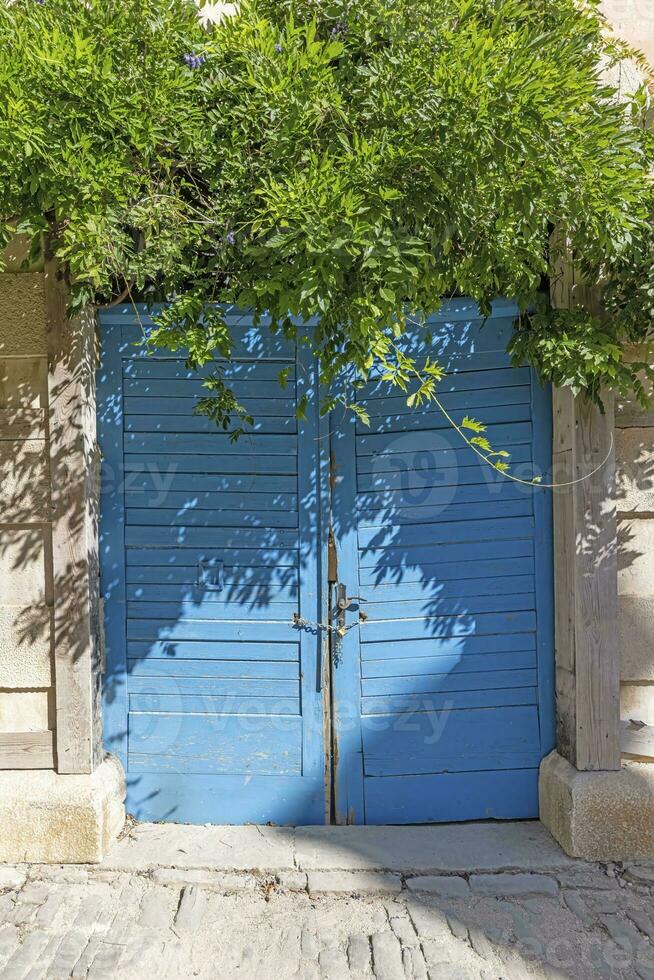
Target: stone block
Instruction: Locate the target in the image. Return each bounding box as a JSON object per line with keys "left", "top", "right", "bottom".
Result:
{"left": 0, "top": 357, "right": 47, "bottom": 409}
{"left": 621, "top": 684, "right": 654, "bottom": 727}
{"left": 1, "top": 234, "right": 44, "bottom": 273}
{"left": 0, "top": 689, "right": 52, "bottom": 733}
{"left": 306, "top": 871, "right": 402, "bottom": 896}
{"left": 0, "top": 605, "right": 52, "bottom": 688}
{"left": 0, "top": 867, "right": 26, "bottom": 890}
{"left": 619, "top": 521, "right": 654, "bottom": 597}
{"left": 469, "top": 873, "right": 559, "bottom": 897}
{"left": 0, "top": 756, "right": 125, "bottom": 864}
{"left": 616, "top": 429, "right": 654, "bottom": 513}
{"left": 600, "top": 0, "right": 654, "bottom": 68}
{"left": 619, "top": 597, "right": 654, "bottom": 681}
{"left": 0, "top": 439, "right": 50, "bottom": 521}
{"left": 152, "top": 868, "right": 259, "bottom": 892}
{"left": 0, "top": 274, "right": 47, "bottom": 356}
{"left": 540, "top": 750, "right": 654, "bottom": 860}
{"left": 405, "top": 875, "right": 470, "bottom": 898}
{"left": 0, "top": 529, "right": 49, "bottom": 605}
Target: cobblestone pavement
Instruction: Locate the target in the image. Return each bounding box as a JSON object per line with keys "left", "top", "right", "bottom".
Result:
{"left": 1, "top": 861, "right": 654, "bottom": 979}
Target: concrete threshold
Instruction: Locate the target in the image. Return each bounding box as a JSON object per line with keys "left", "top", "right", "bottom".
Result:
{"left": 101, "top": 820, "right": 586, "bottom": 875}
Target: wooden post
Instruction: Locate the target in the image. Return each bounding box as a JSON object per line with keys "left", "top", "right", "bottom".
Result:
{"left": 552, "top": 388, "right": 621, "bottom": 770}
{"left": 550, "top": 229, "right": 621, "bottom": 770}
{"left": 45, "top": 254, "right": 100, "bottom": 774}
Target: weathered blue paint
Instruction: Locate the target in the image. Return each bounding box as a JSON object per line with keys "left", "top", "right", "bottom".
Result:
{"left": 330, "top": 298, "right": 554, "bottom": 824}
{"left": 98, "top": 307, "right": 325, "bottom": 824}
{"left": 99, "top": 299, "right": 554, "bottom": 826}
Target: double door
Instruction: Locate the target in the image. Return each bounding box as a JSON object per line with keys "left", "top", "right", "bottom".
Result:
{"left": 98, "top": 300, "right": 553, "bottom": 825}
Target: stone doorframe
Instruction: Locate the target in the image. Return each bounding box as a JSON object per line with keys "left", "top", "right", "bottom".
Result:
{"left": 538, "top": 249, "right": 654, "bottom": 860}
{"left": 0, "top": 251, "right": 123, "bottom": 864}
{"left": 0, "top": 254, "right": 652, "bottom": 863}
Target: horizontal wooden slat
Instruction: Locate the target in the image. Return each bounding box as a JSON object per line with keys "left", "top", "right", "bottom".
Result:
{"left": 361, "top": 632, "right": 536, "bottom": 661}
{"left": 125, "top": 508, "right": 298, "bottom": 530}
{"left": 0, "top": 731, "right": 54, "bottom": 769}
{"left": 124, "top": 490, "right": 297, "bottom": 513}
{"left": 127, "top": 640, "right": 299, "bottom": 661}
{"left": 359, "top": 575, "right": 535, "bottom": 604}
{"left": 127, "top": 564, "right": 300, "bottom": 588}
{"left": 127, "top": 599, "right": 297, "bottom": 621}
{"left": 358, "top": 498, "right": 533, "bottom": 529}
{"left": 361, "top": 593, "right": 535, "bottom": 621}
{"left": 130, "top": 694, "right": 300, "bottom": 715}
{"left": 128, "top": 714, "right": 302, "bottom": 775}
{"left": 361, "top": 649, "right": 536, "bottom": 678}
{"left": 356, "top": 422, "right": 532, "bottom": 457}
{"left": 124, "top": 359, "right": 295, "bottom": 381}
{"left": 128, "top": 657, "right": 298, "bottom": 679}
{"left": 125, "top": 547, "right": 299, "bottom": 568}
{"left": 362, "top": 668, "right": 537, "bottom": 698}
{"left": 125, "top": 526, "right": 299, "bottom": 549}
{"left": 356, "top": 402, "right": 530, "bottom": 436}
{"left": 123, "top": 378, "right": 295, "bottom": 399}
{"left": 359, "top": 366, "right": 530, "bottom": 398}
{"left": 124, "top": 454, "right": 297, "bottom": 475}
{"left": 126, "top": 583, "right": 298, "bottom": 604}
{"left": 124, "top": 432, "right": 297, "bottom": 457}
{"left": 361, "top": 687, "right": 538, "bottom": 715}
{"left": 124, "top": 473, "right": 297, "bottom": 495}
{"left": 362, "top": 352, "right": 517, "bottom": 386}
{"left": 127, "top": 619, "right": 300, "bottom": 643}
{"left": 125, "top": 396, "right": 298, "bottom": 418}
{"left": 360, "top": 385, "right": 530, "bottom": 423}
{"left": 125, "top": 414, "right": 297, "bottom": 434}
{"left": 360, "top": 610, "right": 537, "bottom": 642}
{"left": 127, "top": 675, "right": 299, "bottom": 697}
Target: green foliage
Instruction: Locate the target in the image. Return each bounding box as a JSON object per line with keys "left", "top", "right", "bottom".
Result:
{"left": 0, "top": 0, "right": 652, "bottom": 436}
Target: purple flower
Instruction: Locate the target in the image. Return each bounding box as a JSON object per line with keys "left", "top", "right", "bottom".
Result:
{"left": 183, "top": 53, "right": 206, "bottom": 69}
{"left": 225, "top": 231, "right": 236, "bottom": 245}
{"left": 330, "top": 21, "right": 348, "bottom": 38}
{"left": 275, "top": 43, "right": 283, "bottom": 53}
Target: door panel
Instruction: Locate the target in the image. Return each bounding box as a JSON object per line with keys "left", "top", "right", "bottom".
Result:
{"left": 98, "top": 308, "right": 327, "bottom": 824}
{"left": 331, "top": 298, "right": 554, "bottom": 824}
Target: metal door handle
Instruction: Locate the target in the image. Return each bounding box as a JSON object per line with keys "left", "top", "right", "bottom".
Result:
{"left": 335, "top": 584, "right": 368, "bottom": 632}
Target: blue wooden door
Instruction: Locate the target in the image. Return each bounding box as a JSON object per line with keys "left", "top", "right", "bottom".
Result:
{"left": 98, "top": 308, "right": 328, "bottom": 824}
{"left": 330, "top": 299, "right": 554, "bottom": 824}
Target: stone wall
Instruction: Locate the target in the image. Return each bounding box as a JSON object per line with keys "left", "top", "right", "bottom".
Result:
{"left": 0, "top": 252, "right": 56, "bottom": 760}
{"left": 601, "top": 0, "right": 654, "bottom": 69}
{"left": 617, "top": 352, "right": 654, "bottom": 761}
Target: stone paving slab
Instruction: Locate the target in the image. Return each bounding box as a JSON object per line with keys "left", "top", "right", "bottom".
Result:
{"left": 293, "top": 821, "right": 583, "bottom": 873}
{"left": 103, "top": 823, "right": 296, "bottom": 872}
{"left": 101, "top": 820, "right": 583, "bottom": 875}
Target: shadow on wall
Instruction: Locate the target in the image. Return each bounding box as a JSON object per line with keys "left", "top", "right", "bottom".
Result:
{"left": 0, "top": 279, "right": 101, "bottom": 757}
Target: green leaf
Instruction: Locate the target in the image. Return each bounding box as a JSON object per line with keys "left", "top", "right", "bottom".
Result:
{"left": 461, "top": 416, "right": 487, "bottom": 433}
